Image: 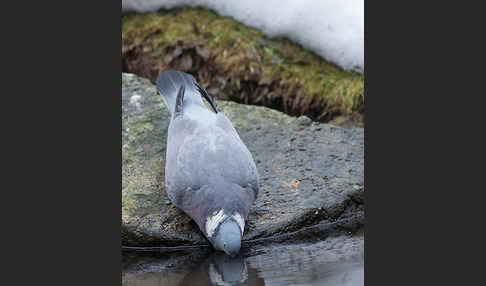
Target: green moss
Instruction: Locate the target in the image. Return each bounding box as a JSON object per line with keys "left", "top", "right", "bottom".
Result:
{"left": 122, "top": 7, "right": 364, "bottom": 124}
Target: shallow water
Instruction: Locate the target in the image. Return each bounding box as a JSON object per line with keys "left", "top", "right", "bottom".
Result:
{"left": 122, "top": 232, "right": 364, "bottom": 286}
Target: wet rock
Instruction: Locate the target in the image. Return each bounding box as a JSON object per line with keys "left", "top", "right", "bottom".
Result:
{"left": 122, "top": 73, "right": 364, "bottom": 247}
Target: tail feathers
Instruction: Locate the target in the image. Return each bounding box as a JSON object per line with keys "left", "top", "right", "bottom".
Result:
{"left": 156, "top": 70, "right": 200, "bottom": 115}
{"left": 174, "top": 85, "right": 185, "bottom": 117}
{"left": 156, "top": 70, "right": 219, "bottom": 115}
{"left": 195, "top": 81, "right": 220, "bottom": 114}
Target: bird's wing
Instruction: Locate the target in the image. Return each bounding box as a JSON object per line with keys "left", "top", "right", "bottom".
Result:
{"left": 165, "top": 113, "right": 259, "bottom": 206}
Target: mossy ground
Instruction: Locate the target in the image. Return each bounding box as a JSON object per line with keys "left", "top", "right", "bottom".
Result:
{"left": 122, "top": 7, "right": 364, "bottom": 126}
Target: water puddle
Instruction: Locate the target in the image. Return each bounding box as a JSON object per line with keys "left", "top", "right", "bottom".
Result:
{"left": 122, "top": 232, "right": 363, "bottom": 286}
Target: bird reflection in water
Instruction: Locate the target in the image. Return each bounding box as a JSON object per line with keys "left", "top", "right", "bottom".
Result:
{"left": 179, "top": 252, "right": 265, "bottom": 286}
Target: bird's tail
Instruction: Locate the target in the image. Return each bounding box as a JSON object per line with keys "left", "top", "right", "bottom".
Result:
{"left": 156, "top": 70, "right": 219, "bottom": 115}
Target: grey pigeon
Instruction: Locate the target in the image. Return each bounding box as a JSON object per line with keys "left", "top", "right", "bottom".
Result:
{"left": 156, "top": 70, "right": 259, "bottom": 256}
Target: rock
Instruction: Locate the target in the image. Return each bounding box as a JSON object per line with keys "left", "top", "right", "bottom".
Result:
{"left": 294, "top": 115, "right": 312, "bottom": 127}
{"left": 122, "top": 73, "right": 364, "bottom": 247}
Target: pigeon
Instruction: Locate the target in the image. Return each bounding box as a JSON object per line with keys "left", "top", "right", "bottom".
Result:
{"left": 156, "top": 70, "right": 259, "bottom": 256}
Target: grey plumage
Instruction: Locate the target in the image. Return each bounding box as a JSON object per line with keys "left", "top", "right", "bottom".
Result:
{"left": 156, "top": 70, "right": 219, "bottom": 115}
{"left": 157, "top": 70, "right": 259, "bottom": 255}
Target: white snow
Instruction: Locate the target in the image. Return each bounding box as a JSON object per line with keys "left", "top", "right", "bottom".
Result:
{"left": 122, "top": 0, "right": 364, "bottom": 73}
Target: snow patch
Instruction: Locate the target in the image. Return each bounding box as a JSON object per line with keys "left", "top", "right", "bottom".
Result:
{"left": 122, "top": 0, "right": 364, "bottom": 73}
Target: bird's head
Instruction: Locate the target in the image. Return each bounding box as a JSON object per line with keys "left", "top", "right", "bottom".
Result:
{"left": 205, "top": 209, "right": 246, "bottom": 256}
{"left": 211, "top": 217, "right": 242, "bottom": 256}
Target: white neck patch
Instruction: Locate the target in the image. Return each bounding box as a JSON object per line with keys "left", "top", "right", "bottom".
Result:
{"left": 232, "top": 212, "right": 245, "bottom": 234}
{"left": 205, "top": 209, "right": 227, "bottom": 237}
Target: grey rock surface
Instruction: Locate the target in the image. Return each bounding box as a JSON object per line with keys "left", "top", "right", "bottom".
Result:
{"left": 122, "top": 73, "right": 364, "bottom": 246}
